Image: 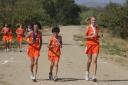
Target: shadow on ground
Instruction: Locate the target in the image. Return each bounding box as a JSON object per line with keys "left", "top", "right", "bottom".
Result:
{"left": 37, "top": 78, "right": 84, "bottom": 82}
{"left": 99, "top": 79, "right": 128, "bottom": 83}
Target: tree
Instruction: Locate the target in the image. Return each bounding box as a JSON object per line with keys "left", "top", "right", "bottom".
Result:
{"left": 41, "top": 0, "right": 81, "bottom": 25}
{"left": 0, "top": 0, "right": 81, "bottom": 27}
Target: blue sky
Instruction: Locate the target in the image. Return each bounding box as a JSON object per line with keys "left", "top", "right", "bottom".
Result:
{"left": 75, "top": 0, "right": 126, "bottom": 7}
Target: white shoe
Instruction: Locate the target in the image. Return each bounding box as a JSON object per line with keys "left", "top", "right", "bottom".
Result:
{"left": 30, "top": 75, "right": 35, "bottom": 80}
{"left": 85, "top": 71, "right": 89, "bottom": 81}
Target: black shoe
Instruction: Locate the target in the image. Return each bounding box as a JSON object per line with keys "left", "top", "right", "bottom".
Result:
{"left": 49, "top": 73, "right": 53, "bottom": 80}
{"left": 92, "top": 78, "right": 97, "bottom": 82}
{"left": 20, "top": 50, "right": 22, "bottom": 52}
{"left": 54, "top": 76, "right": 58, "bottom": 81}
{"left": 33, "top": 79, "right": 37, "bottom": 82}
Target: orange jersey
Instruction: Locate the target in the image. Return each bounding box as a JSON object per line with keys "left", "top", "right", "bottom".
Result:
{"left": 27, "top": 31, "right": 42, "bottom": 49}
{"left": 16, "top": 28, "right": 25, "bottom": 37}
{"left": 1, "top": 27, "right": 11, "bottom": 42}
{"left": 48, "top": 35, "right": 62, "bottom": 62}
{"left": 27, "top": 31, "right": 42, "bottom": 58}
{"left": 16, "top": 28, "right": 24, "bottom": 43}
{"left": 86, "top": 25, "right": 99, "bottom": 45}
{"left": 85, "top": 24, "right": 100, "bottom": 55}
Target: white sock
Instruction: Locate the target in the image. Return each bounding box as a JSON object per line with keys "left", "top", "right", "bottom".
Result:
{"left": 85, "top": 71, "right": 89, "bottom": 80}
{"left": 92, "top": 75, "right": 96, "bottom": 79}
{"left": 85, "top": 71, "right": 89, "bottom": 75}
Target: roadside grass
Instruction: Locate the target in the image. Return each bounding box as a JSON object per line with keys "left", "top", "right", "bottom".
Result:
{"left": 0, "top": 81, "right": 11, "bottom": 85}
{"left": 0, "top": 74, "right": 11, "bottom": 85}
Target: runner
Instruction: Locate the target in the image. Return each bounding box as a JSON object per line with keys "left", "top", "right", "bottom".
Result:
{"left": 85, "top": 16, "right": 100, "bottom": 82}
{"left": 25, "top": 22, "right": 42, "bottom": 82}
{"left": 1, "top": 23, "right": 11, "bottom": 52}
{"left": 48, "top": 26, "right": 62, "bottom": 81}
{"left": 16, "top": 24, "right": 25, "bottom": 52}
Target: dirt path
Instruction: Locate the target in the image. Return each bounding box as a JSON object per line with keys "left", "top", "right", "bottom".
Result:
{"left": 0, "top": 26, "right": 128, "bottom": 85}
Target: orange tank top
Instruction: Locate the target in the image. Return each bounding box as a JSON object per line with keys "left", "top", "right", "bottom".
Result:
{"left": 28, "top": 31, "right": 42, "bottom": 49}
{"left": 49, "top": 36, "right": 61, "bottom": 51}
{"left": 49, "top": 35, "right": 61, "bottom": 56}
{"left": 86, "top": 25, "right": 99, "bottom": 45}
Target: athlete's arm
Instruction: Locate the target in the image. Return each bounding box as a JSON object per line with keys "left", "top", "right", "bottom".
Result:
{"left": 47, "top": 37, "right": 53, "bottom": 49}
{"left": 22, "top": 29, "right": 25, "bottom": 37}
{"left": 9, "top": 29, "right": 11, "bottom": 33}
{"left": 1, "top": 28, "right": 4, "bottom": 34}
{"left": 59, "top": 36, "right": 63, "bottom": 48}
{"left": 25, "top": 31, "right": 32, "bottom": 44}
{"left": 39, "top": 32, "right": 42, "bottom": 50}
{"left": 16, "top": 29, "right": 19, "bottom": 34}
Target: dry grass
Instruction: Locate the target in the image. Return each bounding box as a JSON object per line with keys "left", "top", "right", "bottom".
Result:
{"left": 102, "top": 35, "right": 128, "bottom": 57}
{"left": 0, "top": 81, "right": 11, "bottom": 85}
{"left": 0, "top": 74, "right": 11, "bottom": 85}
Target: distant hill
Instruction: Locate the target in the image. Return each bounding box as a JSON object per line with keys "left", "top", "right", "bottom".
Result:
{"left": 75, "top": 0, "right": 126, "bottom": 7}
{"left": 78, "top": 2, "right": 108, "bottom": 7}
